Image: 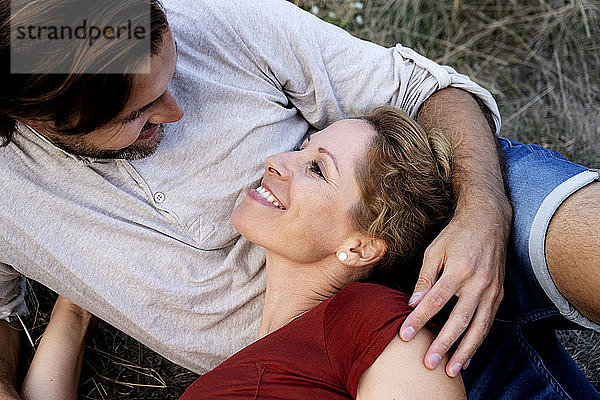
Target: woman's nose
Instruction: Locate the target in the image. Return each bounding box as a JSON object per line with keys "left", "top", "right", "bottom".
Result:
{"left": 265, "top": 154, "right": 291, "bottom": 179}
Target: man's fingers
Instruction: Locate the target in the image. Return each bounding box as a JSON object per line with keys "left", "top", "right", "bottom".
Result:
{"left": 422, "top": 294, "right": 479, "bottom": 370}
{"left": 408, "top": 276, "right": 433, "bottom": 308}
{"left": 444, "top": 290, "right": 502, "bottom": 377}
{"left": 400, "top": 277, "right": 458, "bottom": 342}
{"left": 409, "top": 243, "right": 445, "bottom": 307}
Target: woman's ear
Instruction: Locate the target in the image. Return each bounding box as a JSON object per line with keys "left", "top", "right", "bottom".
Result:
{"left": 337, "top": 236, "right": 387, "bottom": 268}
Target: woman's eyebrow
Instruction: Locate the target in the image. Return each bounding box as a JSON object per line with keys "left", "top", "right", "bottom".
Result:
{"left": 318, "top": 147, "right": 340, "bottom": 175}
{"left": 307, "top": 136, "right": 340, "bottom": 174}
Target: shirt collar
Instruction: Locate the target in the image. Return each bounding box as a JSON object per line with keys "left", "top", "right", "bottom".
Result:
{"left": 23, "top": 123, "right": 106, "bottom": 165}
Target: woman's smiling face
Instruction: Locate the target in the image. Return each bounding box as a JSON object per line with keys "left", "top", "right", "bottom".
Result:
{"left": 232, "top": 119, "right": 376, "bottom": 263}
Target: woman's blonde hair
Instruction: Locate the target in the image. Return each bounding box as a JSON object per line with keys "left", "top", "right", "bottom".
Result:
{"left": 351, "top": 106, "right": 455, "bottom": 291}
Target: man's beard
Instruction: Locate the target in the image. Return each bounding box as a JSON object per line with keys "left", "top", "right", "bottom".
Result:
{"left": 50, "top": 123, "right": 164, "bottom": 160}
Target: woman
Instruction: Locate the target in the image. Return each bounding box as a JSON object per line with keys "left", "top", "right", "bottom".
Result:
{"left": 21, "top": 106, "right": 464, "bottom": 399}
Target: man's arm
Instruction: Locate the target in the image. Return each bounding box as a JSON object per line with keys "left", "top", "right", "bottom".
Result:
{"left": 399, "top": 87, "right": 512, "bottom": 377}
{"left": 0, "top": 320, "right": 22, "bottom": 400}
{"left": 185, "top": 0, "right": 501, "bottom": 129}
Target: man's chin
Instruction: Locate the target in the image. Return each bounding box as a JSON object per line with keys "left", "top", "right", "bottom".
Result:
{"left": 112, "top": 128, "right": 163, "bottom": 160}
{"left": 56, "top": 125, "right": 164, "bottom": 160}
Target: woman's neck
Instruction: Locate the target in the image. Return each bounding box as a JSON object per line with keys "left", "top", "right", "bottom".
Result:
{"left": 258, "top": 251, "right": 351, "bottom": 339}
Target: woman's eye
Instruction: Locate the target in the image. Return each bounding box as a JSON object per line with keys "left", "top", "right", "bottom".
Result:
{"left": 309, "top": 160, "right": 324, "bottom": 178}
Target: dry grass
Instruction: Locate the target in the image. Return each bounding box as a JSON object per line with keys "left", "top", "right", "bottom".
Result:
{"left": 557, "top": 329, "right": 600, "bottom": 388}
{"left": 19, "top": 0, "right": 599, "bottom": 397}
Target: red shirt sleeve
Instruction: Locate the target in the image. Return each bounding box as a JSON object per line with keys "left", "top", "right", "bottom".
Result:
{"left": 323, "top": 282, "right": 412, "bottom": 398}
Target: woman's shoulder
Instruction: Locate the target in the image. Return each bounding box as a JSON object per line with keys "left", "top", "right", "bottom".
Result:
{"left": 322, "top": 283, "right": 414, "bottom": 393}
{"left": 323, "top": 283, "right": 465, "bottom": 399}
{"left": 323, "top": 282, "right": 412, "bottom": 338}
{"left": 325, "top": 282, "right": 411, "bottom": 318}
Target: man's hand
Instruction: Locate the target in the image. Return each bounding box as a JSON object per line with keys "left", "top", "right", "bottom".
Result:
{"left": 400, "top": 194, "right": 510, "bottom": 377}
{"left": 400, "top": 87, "right": 512, "bottom": 377}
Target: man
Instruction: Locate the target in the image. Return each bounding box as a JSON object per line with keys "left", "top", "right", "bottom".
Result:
{"left": 0, "top": 0, "right": 598, "bottom": 399}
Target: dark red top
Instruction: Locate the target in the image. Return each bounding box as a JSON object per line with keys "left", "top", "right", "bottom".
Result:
{"left": 180, "top": 282, "right": 413, "bottom": 399}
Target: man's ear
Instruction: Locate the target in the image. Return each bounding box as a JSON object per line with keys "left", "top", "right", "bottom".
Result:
{"left": 337, "top": 235, "right": 387, "bottom": 268}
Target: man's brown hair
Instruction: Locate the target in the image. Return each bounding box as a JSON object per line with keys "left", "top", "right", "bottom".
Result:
{"left": 0, "top": 0, "right": 169, "bottom": 146}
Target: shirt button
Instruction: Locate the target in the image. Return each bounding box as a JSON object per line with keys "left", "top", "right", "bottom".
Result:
{"left": 57, "top": 151, "right": 68, "bottom": 159}
{"left": 153, "top": 192, "right": 165, "bottom": 204}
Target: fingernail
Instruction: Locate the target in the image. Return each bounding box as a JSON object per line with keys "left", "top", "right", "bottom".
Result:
{"left": 400, "top": 326, "right": 415, "bottom": 341}
{"left": 408, "top": 292, "right": 423, "bottom": 307}
{"left": 463, "top": 359, "right": 471, "bottom": 370}
{"left": 449, "top": 363, "right": 462, "bottom": 377}
{"left": 426, "top": 353, "right": 441, "bottom": 369}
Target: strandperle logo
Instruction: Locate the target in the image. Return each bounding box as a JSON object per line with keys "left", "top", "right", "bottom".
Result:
{"left": 10, "top": 0, "right": 151, "bottom": 74}
{"left": 14, "top": 19, "right": 147, "bottom": 47}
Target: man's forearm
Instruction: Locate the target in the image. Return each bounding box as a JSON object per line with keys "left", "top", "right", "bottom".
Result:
{"left": 0, "top": 320, "right": 22, "bottom": 400}
{"left": 416, "top": 87, "right": 511, "bottom": 219}
{"left": 404, "top": 86, "right": 511, "bottom": 376}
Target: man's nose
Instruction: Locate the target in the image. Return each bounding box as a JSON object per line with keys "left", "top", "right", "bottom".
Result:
{"left": 150, "top": 90, "right": 184, "bottom": 124}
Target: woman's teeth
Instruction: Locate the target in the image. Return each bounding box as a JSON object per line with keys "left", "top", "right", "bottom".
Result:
{"left": 256, "top": 186, "right": 285, "bottom": 210}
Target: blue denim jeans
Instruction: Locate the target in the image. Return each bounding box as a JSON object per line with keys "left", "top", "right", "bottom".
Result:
{"left": 462, "top": 138, "right": 600, "bottom": 399}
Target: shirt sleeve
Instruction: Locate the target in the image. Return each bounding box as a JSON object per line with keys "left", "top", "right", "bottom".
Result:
{"left": 175, "top": 0, "right": 500, "bottom": 133}
{"left": 323, "top": 282, "right": 413, "bottom": 398}
{"left": 0, "top": 262, "right": 28, "bottom": 323}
